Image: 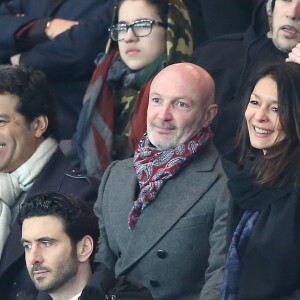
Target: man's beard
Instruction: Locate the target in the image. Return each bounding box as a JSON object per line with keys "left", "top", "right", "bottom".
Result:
{"left": 31, "top": 246, "right": 78, "bottom": 294}
{"left": 271, "top": 28, "right": 300, "bottom": 53}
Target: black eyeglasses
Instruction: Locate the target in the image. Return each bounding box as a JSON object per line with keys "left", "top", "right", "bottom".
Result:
{"left": 109, "top": 18, "right": 167, "bottom": 41}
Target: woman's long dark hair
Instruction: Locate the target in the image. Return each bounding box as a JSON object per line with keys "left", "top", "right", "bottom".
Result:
{"left": 237, "top": 62, "right": 300, "bottom": 186}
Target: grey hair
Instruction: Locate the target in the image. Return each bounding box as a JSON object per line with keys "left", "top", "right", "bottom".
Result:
{"left": 266, "top": 0, "right": 275, "bottom": 38}
{"left": 266, "top": 0, "right": 275, "bottom": 17}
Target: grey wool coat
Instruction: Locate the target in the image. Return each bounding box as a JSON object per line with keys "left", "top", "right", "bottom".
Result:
{"left": 94, "top": 141, "right": 229, "bottom": 300}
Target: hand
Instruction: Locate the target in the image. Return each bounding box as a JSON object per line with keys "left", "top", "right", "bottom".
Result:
{"left": 286, "top": 43, "right": 300, "bottom": 64}
{"left": 10, "top": 54, "right": 21, "bottom": 65}
{"left": 45, "top": 18, "right": 79, "bottom": 40}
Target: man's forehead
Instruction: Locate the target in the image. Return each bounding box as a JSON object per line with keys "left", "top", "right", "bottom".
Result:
{"left": 151, "top": 71, "right": 197, "bottom": 92}
{"left": 150, "top": 83, "right": 211, "bottom": 108}
{"left": 0, "top": 93, "right": 18, "bottom": 114}
{"left": 22, "top": 216, "right": 65, "bottom": 235}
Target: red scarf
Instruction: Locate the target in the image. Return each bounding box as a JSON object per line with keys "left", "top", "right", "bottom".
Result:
{"left": 128, "top": 128, "right": 210, "bottom": 229}
{"left": 76, "top": 48, "right": 153, "bottom": 178}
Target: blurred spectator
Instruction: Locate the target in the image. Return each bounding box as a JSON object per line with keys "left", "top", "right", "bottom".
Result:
{"left": 184, "top": 0, "right": 264, "bottom": 48}
{"left": 0, "top": 0, "right": 115, "bottom": 140}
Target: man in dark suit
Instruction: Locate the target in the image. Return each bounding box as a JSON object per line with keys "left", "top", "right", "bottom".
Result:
{"left": 0, "top": 65, "right": 99, "bottom": 300}
{"left": 95, "top": 63, "right": 229, "bottom": 300}
{"left": 18, "top": 192, "right": 153, "bottom": 300}
{"left": 0, "top": 0, "right": 115, "bottom": 139}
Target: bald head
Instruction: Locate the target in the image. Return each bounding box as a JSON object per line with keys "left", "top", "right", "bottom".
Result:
{"left": 147, "top": 63, "right": 217, "bottom": 149}
{"left": 151, "top": 63, "right": 215, "bottom": 105}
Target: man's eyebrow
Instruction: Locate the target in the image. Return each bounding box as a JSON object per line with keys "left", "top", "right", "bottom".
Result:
{"left": 20, "top": 238, "right": 30, "bottom": 244}
{"left": 0, "top": 113, "right": 10, "bottom": 119}
{"left": 149, "top": 92, "right": 161, "bottom": 97}
{"left": 36, "top": 237, "right": 56, "bottom": 242}
{"left": 20, "top": 237, "right": 56, "bottom": 243}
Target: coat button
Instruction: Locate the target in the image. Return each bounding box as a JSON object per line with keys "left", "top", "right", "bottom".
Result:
{"left": 149, "top": 280, "right": 160, "bottom": 287}
{"left": 157, "top": 250, "right": 167, "bottom": 259}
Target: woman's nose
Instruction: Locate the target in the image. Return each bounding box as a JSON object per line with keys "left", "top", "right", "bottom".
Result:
{"left": 124, "top": 27, "right": 138, "bottom": 42}
{"left": 254, "top": 107, "right": 268, "bottom": 122}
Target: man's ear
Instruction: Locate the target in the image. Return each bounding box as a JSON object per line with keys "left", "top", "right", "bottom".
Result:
{"left": 31, "top": 115, "right": 48, "bottom": 138}
{"left": 203, "top": 104, "right": 218, "bottom": 128}
{"left": 76, "top": 235, "right": 93, "bottom": 263}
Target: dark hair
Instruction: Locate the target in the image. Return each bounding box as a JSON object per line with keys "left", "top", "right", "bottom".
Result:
{"left": 237, "top": 62, "right": 300, "bottom": 186}
{"left": 17, "top": 192, "right": 100, "bottom": 263}
{"left": 0, "top": 65, "right": 58, "bottom": 140}
{"left": 117, "top": 0, "right": 168, "bottom": 23}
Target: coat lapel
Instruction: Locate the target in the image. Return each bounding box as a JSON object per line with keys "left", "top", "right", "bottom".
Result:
{"left": 27, "top": 149, "right": 69, "bottom": 196}
{"left": 0, "top": 150, "right": 67, "bottom": 276}
{"left": 0, "top": 222, "right": 22, "bottom": 276}
{"left": 120, "top": 143, "right": 219, "bottom": 273}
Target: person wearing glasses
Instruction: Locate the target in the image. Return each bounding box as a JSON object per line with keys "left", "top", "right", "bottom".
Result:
{"left": 73, "top": 0, "right": 193, "bottom": 179}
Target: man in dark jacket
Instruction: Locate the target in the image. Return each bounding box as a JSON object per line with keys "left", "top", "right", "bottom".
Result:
{"left": 18, "top": 192, "right": 153, "bottom": 300}
{"left": 191, "top": 0, "right": 300, "bottom": 154}
{"left": 0, "top": 0, "right": 115, "bottom": 139}
{"left": 0, "top": 65, "right": 99, "bottom": 300}
{"left": 184, "top": 0, "right": 262, "bottom": 48}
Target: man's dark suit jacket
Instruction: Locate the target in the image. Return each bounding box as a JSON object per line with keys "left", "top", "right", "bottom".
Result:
{"left": 0, "top": 149, "right": 99, "bottom": 300}
{"left": 0, "top": 0, "right": 115, "bottom": 139}
{"left": 184, "top": 0, "right": 261, "bottom": 48}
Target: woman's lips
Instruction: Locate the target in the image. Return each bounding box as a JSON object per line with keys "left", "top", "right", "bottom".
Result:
{"left": 126, "top": 48, "right": 140, "bottom": 55}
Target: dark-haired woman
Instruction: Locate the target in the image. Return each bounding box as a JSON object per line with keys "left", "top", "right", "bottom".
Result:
{"left": 221, "top": 62, "right": 300, "bottom": 300}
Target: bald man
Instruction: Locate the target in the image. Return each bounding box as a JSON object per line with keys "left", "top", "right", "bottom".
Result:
{"left": 94, "top": 63, "right": 229, "bottom": 300}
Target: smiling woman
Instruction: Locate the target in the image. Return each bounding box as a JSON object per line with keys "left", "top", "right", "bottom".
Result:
{"left": 73, "top": 0, "right": 193, "bottom": 179}
{"left": 244, "top": 75, "right": 285, "bottom": 153}
{"left": 221, "top": 62, "right": 300, "bottom": 299}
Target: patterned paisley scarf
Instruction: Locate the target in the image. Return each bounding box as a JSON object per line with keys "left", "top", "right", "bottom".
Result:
{"left": 128, "top": 128, "right": 210, "bottom": 230}
{"left": 74, "top": 0, "right": 193, "bottom": 179}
